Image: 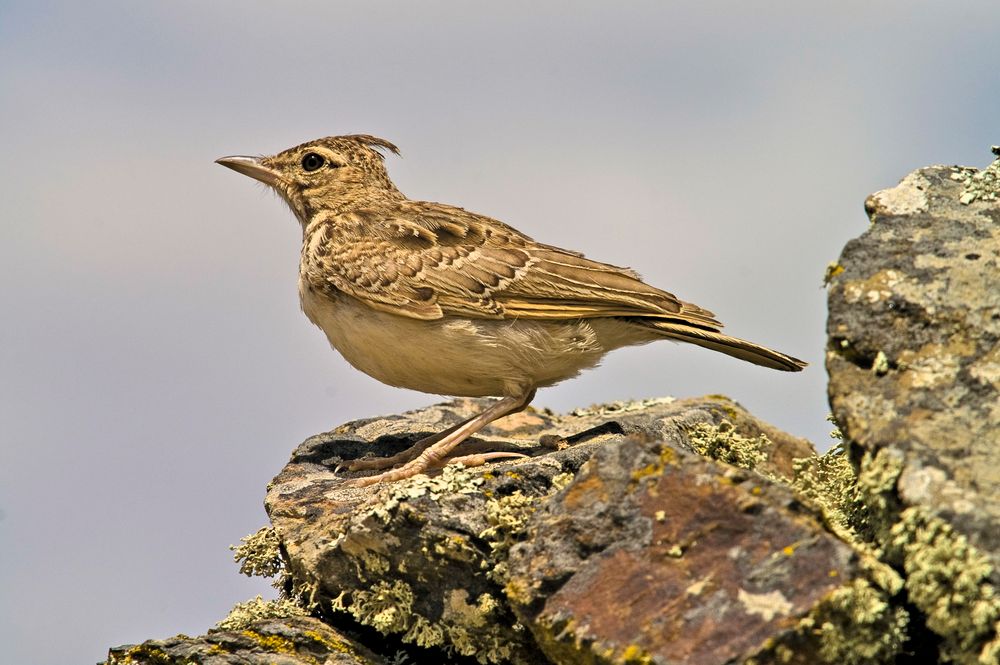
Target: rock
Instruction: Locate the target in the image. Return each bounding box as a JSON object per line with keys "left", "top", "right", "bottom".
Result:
{"left": 105, "top": 616, "right": 385, "bottom": 664}
{"left": 505, "top": 436, "right": 902, "bottom": 665}
{"left": 263, "top": 395, "right": 906, "bottom": 664}
{"left": 826, "top": 153, "right": 1000, "bottom": 663}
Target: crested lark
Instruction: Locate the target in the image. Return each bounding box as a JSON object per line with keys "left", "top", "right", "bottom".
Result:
{"left": 216, "top": 135, "right": 805, "bottom": 487}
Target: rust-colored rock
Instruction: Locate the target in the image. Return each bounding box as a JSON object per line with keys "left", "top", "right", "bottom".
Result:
{"left": 506, "top": 436, "right": 868, "bottom": 665}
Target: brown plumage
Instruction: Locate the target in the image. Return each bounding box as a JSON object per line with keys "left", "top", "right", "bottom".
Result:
{"left": 217, "top": 134, "right": 806, "bottom": 486}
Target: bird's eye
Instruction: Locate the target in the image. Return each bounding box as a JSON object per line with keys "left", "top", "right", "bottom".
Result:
{"left": 301, "top": 153, "right": 325, "bottom": 172}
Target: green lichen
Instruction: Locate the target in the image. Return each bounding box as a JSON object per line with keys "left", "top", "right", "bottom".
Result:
{"left": 747, "top": 578, "right": 907, "bottom": 665}
{"left": 480, "top": 472, "right": 575, "bottom": 584}
{"left": 431, "top": 534, "right": 480, "bottom": 563}
{"left": 855, "top": 447, "right": 905, "bottom": 545}
{"left": 372, "top": 464, "right": 485, "bottom": 522}
{"left": 348, "top": 579, "right": 415, "bottom": 634}
{"left": 887, "top": 506, "right": 1000, "bottom": 664}
{"left": 684, "top": 419, "right": 769, "bottom": 470}
{"left": 871, "top": 350, "right": 890, "bottom": 376}
{"left": 215, "top": 595, "right": 307, "bottom": 631}
{"left": 826, "top": 413, "right": 844, "bottom": 442}
{"left": 950, "top": 151, "right": 1000, "bottom": 205}
{"left": 333, "top": 578, "right": 528, "bottom": 664}
{"left": 481, "top": 490, "right": 542, "bottom": 584}
{"left": 402, "top": 615, "right": 445, "bottom": 649}
{"left": 231, "top": 526, "right": 288, "bottom": 591}
{"left": 849, "top": 447, "right": 1000, "bottom": 662}
{"left": 802, "top": 578, "right": 908, "bottom": 664}
{"left": 790, "top": 442, "right": 864, "bottom": 542}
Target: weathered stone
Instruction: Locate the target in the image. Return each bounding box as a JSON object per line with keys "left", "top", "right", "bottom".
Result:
{"left": 504, "top": 435, "right": 902, "bottom": 665}
{"left": 105, "top": 616, "right": 385, "bottom": 665}
{"left": 827, "top": 154, "right": 1000, "bottom": 663}
{"left": 264, "top": 396, "right": 818, "bottom": 664}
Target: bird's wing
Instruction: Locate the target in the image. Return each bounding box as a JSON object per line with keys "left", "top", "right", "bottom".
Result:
{"left": 301, "top": 201, "right": 722, "bottom": 329}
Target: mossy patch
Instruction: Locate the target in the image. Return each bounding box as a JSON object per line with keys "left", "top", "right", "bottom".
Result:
{"left": 336, "top": 579, "right": 415, "bottom": 635}
{"left": 747, "top": 578, "right": 907, "bottom": 665}
{"left": 215, "top": 595, "right": 308, "bottom": 631}
{"left": 331, "top": 577, "right": 530, "bottom": 664}
{"left": 803, "top": 578, "right": 908, "bottom": 664}
{"left": 372, "top": 463, "right": 485, "bottom": 522}
{"left": 887, "top": 506, "right": 1000, "bottom": 664}
{"left": 684, "top": 419, "right": 768, "bottom": 470}
{"left": 231, "top": 526, "right": 286, "bottom": 588}
{"left": 481, "top": 472, "right": 574, "bottom": 584}
{"left": 790, "top": 442, "right": 864, "bottom": 542}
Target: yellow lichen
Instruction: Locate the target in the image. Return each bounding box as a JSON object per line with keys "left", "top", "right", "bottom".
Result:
{"left": 619, "top": 643, "right": 654, "bottom": 664}
{"left": 240, "top": 629, "right": 298, "bottom": 654}
{"left": 107, "top": 644, "right": 173, "bottom": 665}
{"left": 824, "top": 262, "right": 845, "bottom": 285}
{"left": 628, "top": 445, "right": 677, "bottom": 483}
{"left": 301, "top": 629, "right": 352, "bottom": 655}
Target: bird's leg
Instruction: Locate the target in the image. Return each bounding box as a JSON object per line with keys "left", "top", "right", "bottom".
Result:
{"left": 342, "top": 389, "right": 536, "bottom": 487}
{"left": 347, "top": 421, "right": 464, "bottom": 471}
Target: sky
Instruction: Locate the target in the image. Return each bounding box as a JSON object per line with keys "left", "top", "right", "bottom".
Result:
{"left": 1, "top": 2, "right": 998, "bottom": 664}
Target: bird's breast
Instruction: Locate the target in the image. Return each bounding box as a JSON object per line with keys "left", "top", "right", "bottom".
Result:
{"left": 296, "top": 277, "right": 645, "bottom": 398}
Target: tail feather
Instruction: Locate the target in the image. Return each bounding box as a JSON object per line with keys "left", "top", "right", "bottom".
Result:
{"left": 649, "top": 321, "right": 806, "bottom": 372}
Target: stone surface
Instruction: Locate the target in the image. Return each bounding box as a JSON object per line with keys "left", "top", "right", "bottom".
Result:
{"left": 105, "top": 616, "right": 385, "bottom": 665}
{"left": 260, "top": 396, "right": 910, "bottom": 665}
{"left": 505, "top": 436, "right": 876, "bottom": 665}
{"left": 827, "top": 161, "right": 1000, "bottom": 565}
{"left": 827, "top": 155, "right": 1000, "bottom": 663}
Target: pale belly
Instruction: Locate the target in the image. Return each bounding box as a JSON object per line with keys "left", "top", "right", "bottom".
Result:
{"left": 298, "top": 282, "right": 650, "bottom": 397}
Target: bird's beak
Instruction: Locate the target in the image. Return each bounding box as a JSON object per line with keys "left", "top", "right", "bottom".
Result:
{"left": 215, "top": 155, "right": 283, "bottom": 187}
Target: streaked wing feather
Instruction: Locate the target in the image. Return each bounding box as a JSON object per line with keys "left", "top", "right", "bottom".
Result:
{"left": 303, "top": 201, "right": 722, "bottom": 329}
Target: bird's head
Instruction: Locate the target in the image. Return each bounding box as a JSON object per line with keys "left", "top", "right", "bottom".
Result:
{"left": 216, "top": 134, "right": 402, "bottom": 221}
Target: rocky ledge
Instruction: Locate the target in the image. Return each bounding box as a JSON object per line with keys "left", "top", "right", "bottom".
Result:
{"left": 106, "top": 149, "right": 1000, "bottom": 665}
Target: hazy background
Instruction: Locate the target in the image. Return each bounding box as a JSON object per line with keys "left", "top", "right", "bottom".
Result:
{"left": 1, "top": 2, "right": 998, "bottom": 663}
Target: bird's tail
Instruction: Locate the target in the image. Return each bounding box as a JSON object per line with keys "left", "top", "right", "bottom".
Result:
{"left": 647, "top": 321, "right": 806, "bottom": 372}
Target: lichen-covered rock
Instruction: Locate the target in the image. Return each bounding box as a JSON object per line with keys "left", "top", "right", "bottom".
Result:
{"left": 504, "top": 435, "right": 905, "bottom": 665}
{"left": 827, "top": 152, "right": 1000, "bottom": 663}
{"left": 264, "top": 396, "right": 817, "bottom": 664}
{"left": 105, "top": 616, "right": 385, "bottom": 665}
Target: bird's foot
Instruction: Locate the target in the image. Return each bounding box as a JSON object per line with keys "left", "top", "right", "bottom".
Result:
{"left": 341, "top": 392, "right": 537, "bottom": 487}
{"left": 340, "top": 451, "right": 527, "bottom": 488}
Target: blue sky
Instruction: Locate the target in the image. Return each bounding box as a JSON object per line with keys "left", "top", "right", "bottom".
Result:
{"left": 2, "top": 2, "right": 998, "bottom": 663}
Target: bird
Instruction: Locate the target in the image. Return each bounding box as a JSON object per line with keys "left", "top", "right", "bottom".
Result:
{"left": 216, "top": 134, "right": 805, "bottom": 487}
